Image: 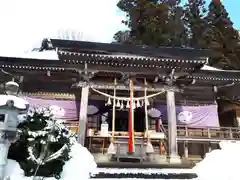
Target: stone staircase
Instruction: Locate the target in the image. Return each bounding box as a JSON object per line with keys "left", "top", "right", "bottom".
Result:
{"left": 90, "top": 168, "right": 197, "bottom": 179}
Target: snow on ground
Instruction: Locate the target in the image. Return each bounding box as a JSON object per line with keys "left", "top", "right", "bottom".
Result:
{"left": 60, "top": 143, "right": 96, "bottom": 180}
{"left": 4, "top": 142, "right": 96, "bottom": 180}
{"left": 4, "top": 159, "right": 25, "bottom": 180}
{"left": 5, "top": 140, "right": 240, "bottom": 180}
{"left": 193, "top": 140, "right": 240, "bottom": 180}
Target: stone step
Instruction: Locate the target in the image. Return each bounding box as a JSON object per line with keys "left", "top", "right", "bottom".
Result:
{"left": 90, "top": 168, "right": 197, "bottom": 179}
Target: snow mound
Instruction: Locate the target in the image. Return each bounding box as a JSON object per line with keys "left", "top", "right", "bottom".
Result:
{"left": 193, "top": 141, "right": 240, "bottom": 180}
{"left": 5, "top": 142, "right": 96, "bottom": 180}
{"left": 60, "top": 142, "right": 97, "bottom": 180}
{"left": 4, "top": 159, "right": 25, "bottom": 180}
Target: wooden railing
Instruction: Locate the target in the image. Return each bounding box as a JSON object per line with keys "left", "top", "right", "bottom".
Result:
{"left": 159, "top": 124, "right": 168, "bottom": 153}
{"left": 163, "top": 125, "right": 240, "bottom": 141}
{"left": 65, "top": 123, "right": 240, "bottom": 142}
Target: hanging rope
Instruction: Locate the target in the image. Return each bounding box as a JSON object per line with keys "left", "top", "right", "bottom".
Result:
{"left": 111, "top": 78, "right": 117, "bottom": 144}
{"left": 144, "top": 78, "right": 154, "bottom": 153}
{"left": 144, "top": 78, "right": 149, "bottom": 136}
{"left": 91, "top": 88, "right": 165, "bottom": 101}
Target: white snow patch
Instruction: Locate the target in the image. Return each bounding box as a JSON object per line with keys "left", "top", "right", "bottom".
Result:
{"left": 193, "top": 140, "right": 240, "bottom": 180}
{"left": 4, "top": 159, "right": 25, "bottom": 180}
{"left": 1, "top": 50, "right": 59, "bottom": 60}
{"left": 22, "top": 50, "right": 59, "bottom": 60}
{"left": 60, "top": 143, "right": 97, "bottom": 180}
{"left": 201, "top": 64, "right": 240, "bottom": 72}
{"left": 201, "top": 65, "right": 222, "bottom": 71}
{"left": 0, "top": 94, "right": 29, "bottom": 109}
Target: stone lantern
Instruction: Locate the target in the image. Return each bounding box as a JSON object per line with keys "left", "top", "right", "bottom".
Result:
{"left": 0, "top": 81, "right": 29, "bottom": 180}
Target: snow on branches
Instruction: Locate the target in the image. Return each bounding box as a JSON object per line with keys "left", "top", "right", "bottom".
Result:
{"left": 8, "top": 106, "right": 72, "bottom": 178}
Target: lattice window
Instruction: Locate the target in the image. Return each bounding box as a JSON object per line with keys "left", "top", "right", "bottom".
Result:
{"left": 149, "top": 118, "right": 156, "bottom": 131}
{"left": 88, "top": 115, "right": 99, "bottom": 129}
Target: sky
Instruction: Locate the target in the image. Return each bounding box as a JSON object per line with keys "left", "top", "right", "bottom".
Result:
{"left": 0, "top": 0, "right": 239, "bottom": 56}
{"left": 0, "top": 0, "right": 126, "bottom": 55}
{"left": 203, "top": 0, "right": 239, "bottom": 29}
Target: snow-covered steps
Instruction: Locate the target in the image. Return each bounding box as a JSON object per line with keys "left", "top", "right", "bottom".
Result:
{"left": 90, "top": 168, "right": 197, "bottom": 179}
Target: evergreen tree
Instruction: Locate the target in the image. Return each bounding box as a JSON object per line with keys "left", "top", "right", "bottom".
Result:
{"left": 184, "top": 0, "right": 207, "bottom": 48}
{"left": 203, "top": 0, "right": 240, "bottom": 69}
{"left": 113, "top": 30, "right": 131, "bottom": 44}
{"left": 164, "top": 0, "right": 189, "bottom": 47}
{"left": 8, "top": 108, "right": 71, "bottom": 179}
{"left": 116, "top": 0, "right": 188, "bottom": 47}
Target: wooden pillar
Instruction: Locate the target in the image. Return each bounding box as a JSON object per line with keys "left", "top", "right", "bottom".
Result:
{"left": 166, "top": 90, "right": 181, "bottom": 163}
{"left": 184, "top": 141, "right": 188, "bottom": 158}
{"left": 208, "top": 143, "right": 212, "bottom": 152}
{"left": 77, "top": 86, "right": 89, "bottom": 146}
{"left": 128, "top": 78, "right": 135, "bottom": 153}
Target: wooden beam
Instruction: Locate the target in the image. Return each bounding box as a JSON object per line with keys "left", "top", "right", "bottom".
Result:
{"left": 73, "top": 81, "right": 213, "bottom": 92}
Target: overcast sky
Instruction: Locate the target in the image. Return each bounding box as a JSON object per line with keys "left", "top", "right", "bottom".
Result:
{"left": 0, "top": 0, "right": 126, "bottom": 55}
{"left": 0, "top": 0, "right": 238, "bottom": 57}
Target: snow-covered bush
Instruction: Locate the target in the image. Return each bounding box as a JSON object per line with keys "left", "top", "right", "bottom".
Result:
{"left": 8, "top": 107, "right": 71, "bottom": 179}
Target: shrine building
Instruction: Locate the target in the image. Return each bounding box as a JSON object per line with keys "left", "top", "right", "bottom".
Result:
{"left": 1, "top": 39, "right": 240, "bottom": 165}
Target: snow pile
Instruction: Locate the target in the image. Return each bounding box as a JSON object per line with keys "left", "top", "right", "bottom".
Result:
{"left": 60, "top": 142, "right": 97, "bottom": 180}
{"left": 193, "top": 141, "right": 240, "bottom": 180}
{"left": 4, "top": 159, "right": 25, "bottom": 180}
{"left": 5, "top": 142, "right": 96, "bottom": 180}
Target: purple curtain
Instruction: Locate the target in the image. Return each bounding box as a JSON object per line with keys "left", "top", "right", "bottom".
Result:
{"left": 23, "top": 96, "right": 220, "bottom": 127}
{"left": 154, "top": 104, "right": 219, "bottom": 127}
{"left": 24, "top": 97, "right": 103, "bottom": 121}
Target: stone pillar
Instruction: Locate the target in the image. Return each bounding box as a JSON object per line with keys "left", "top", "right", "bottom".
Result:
{"left": 77, "top": 86, "right": 89, "bottom": 146}
{"left": 166, "top": 90, "right": 181, "bottom": 163}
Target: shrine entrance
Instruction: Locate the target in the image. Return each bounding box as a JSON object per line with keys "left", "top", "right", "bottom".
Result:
{"left": 107, "top": 108, "right": 145, "bottom": 132}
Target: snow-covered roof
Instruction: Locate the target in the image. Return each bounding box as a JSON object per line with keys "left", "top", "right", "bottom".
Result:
{"left": 0, "top": 50, "right": 59, "bottom": 60}
{"left": 201, "top": 65, "right": 222, "bottom": 71}
{"left": 0, "top": 95, "right": 29, "bottom": 109}
{"left": 24, "top": 50, "right": 58, "bottom": 60}
{"left": 201, "top": 65, "right": 240, "bottom": 73}
{"left": 0, "top": 30, "right": 87, "bottom": 61}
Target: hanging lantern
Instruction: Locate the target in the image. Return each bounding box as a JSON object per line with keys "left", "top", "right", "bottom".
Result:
{"left": 148, "top": 108, "right": 162, "bottom": 118}
{"left": 136, "top": 100, "right": 141, "bottom": 107}
{"left": 126, "top": 101, "right": 130, "bottom": 108}
{"left": 120, "top": 101, "right": 124, "bottom": 109}
{"left": 106, "top": 97, "right": 111, "bottom": 106}
{"left": 116, "top": 100, "right": 121, "bottom": 107}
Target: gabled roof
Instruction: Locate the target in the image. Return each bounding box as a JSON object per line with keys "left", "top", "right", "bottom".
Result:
{"left": 51, "top": 39, "right": 211, "bottom": 61}
{"left": 51, "top": 39, "right": 212, "bottom": 72}
{"left": 0, "top": 56, "right": 65, "bottom": 71}
{"left": 0, "top": 39, "right": 240, "bottom": 85}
